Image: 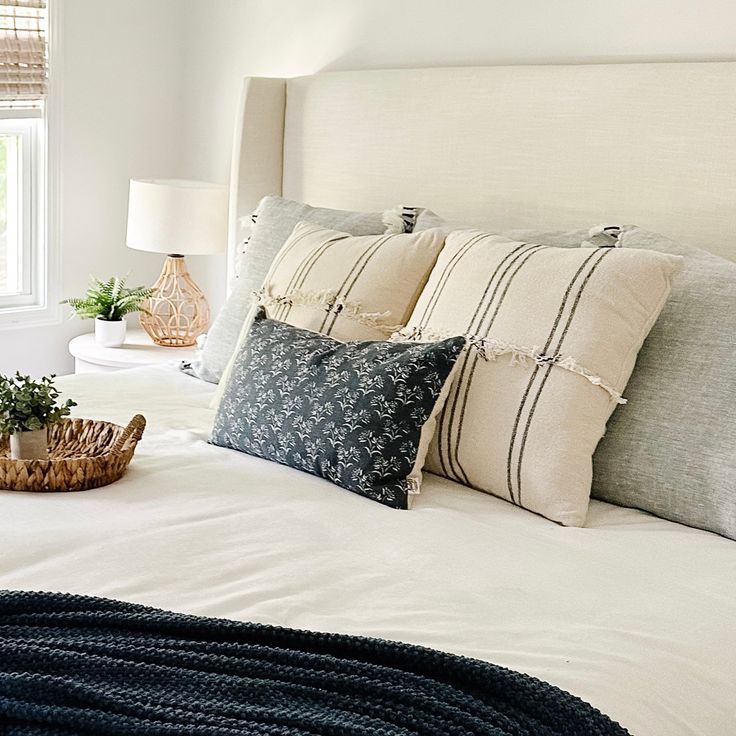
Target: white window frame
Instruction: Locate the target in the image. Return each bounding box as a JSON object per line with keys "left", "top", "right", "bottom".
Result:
{"left": 0, "top": 113, "right": 44, "bottom": 312}
{"left": 0, "top": 0, "right": 58, "bottom": 331}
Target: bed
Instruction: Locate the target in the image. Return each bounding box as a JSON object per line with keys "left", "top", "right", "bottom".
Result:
{"left": 3, "top": 62, "right": 736, "bottom": 735}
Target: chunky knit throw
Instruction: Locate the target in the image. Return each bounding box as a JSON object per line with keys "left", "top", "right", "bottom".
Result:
{"left": 0, "top": 590, "right": 629, "bottom": 735}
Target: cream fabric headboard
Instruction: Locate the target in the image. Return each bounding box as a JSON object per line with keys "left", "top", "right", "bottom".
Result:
{"left": 228, "top": 62, "right": 736, "bottom": 280}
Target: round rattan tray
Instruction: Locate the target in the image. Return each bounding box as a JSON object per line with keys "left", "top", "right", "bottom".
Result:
{"left": 0, "top": 415, "right": 146, "bottom": 492}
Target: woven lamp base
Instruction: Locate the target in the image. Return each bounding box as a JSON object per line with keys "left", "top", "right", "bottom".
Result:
{"left": 140, "top": 255, "right": 210, "bottom": 347}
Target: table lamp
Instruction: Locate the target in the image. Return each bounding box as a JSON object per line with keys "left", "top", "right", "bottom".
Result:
{"left": 126, "top": 179, "right": 227, "bottom": 347}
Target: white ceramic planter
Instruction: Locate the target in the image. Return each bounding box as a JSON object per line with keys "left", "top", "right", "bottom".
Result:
{"left": 95, "top": 317, "right": 126, "bottom": 347}
{"left": 9, "top": 427, "right": 49, "bottom": 460}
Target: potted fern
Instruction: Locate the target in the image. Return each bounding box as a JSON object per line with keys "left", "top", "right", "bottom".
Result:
{"left": 0, "top": 373, "right": 76, "bottom": 460}
{"left": 62, "top": 276, "right": 154, "bottom": 347}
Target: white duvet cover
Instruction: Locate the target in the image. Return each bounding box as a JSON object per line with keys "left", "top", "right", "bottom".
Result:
{"left": 1, "top": 366, "right": 734, "bottom": 735}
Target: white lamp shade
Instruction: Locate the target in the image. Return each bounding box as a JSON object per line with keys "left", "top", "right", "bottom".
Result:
{"left": 126, "top": 179, "right": 228, "bottom": 255}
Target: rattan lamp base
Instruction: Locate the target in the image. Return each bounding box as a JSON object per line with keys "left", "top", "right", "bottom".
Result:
{"left": 140, "top": 255, "right": 209, "bottom": 348}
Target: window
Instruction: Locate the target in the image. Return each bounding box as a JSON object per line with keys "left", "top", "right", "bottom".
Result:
{"left": 0, "top": 0, "right": 48, "bottom": 323}
{"left": 0, "top": 114, "right": 43, "bottom": 309}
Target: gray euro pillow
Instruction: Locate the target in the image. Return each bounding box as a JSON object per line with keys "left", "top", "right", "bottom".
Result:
{"left": 184, "top": 196, "right": 398, "bottom": 383}
{"left": 588, "top": 227, "right": 736, "bottom": 540}
{"left": 413, "top": 209, "right": 592, "bottom": 248}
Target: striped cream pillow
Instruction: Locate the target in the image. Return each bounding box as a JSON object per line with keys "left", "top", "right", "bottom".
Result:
{"left": 213, "top": 222, "right": 446, "bottom": 403}
{"left": 395, "top": 230, "right": 681, "bottom": 526}
{"left": 253, "top": 221, "right": 445, "bottom": 340}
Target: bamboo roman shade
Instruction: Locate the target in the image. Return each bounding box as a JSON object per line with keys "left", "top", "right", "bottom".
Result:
{"left": 0, "top": 0, "right": 46, "bottom": 108}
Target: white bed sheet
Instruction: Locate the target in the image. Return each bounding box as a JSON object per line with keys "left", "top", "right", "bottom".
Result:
{"left": 2, "top": 366, "right": 734, "bottom": 735}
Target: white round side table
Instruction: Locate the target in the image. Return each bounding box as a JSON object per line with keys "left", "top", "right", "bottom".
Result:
{"left": 68, "top": 329, "right": 198, "bottom": 374}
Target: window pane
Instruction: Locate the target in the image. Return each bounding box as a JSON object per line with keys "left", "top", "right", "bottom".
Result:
{"left": 0, "top": 132, "right": 20, "bottom": 296}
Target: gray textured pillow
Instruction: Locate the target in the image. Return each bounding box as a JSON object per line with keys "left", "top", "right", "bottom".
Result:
{"left": 185, "top": 197, "right": 396, "bottom": 383}
{"left": 413, "top": 209, "right": 592, "bottom": 248}
{"left": 588, "top": 227, "right": 736, "bottom": 540}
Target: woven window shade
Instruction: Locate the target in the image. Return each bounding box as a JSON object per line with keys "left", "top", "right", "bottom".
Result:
{"left": 0, "top": 0, "right": 46, "bottom": 108}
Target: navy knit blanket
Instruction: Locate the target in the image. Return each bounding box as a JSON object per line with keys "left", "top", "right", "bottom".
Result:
{"left": 0, "top": 590, "right": 630, "bottom": 735}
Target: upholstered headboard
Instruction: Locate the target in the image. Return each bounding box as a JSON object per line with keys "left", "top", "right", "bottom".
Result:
{"left": 228, "top": 62, "right": 736, "bottom": 282}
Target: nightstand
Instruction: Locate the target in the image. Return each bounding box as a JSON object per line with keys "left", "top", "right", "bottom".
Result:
{"left": 68, "top": 329, "right": 198, "bottom": 374}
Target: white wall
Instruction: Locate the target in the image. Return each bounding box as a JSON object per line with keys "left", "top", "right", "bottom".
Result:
{"left": 0, "top": 0, "right": 190, "bottom": 376}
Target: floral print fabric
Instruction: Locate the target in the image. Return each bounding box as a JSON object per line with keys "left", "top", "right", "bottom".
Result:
{"left": 211, "top": 310, "right": 465, "bottom": 509}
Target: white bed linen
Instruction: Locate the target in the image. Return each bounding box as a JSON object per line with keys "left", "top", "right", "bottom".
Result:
{"left": 2, "top": 366, "right": 734, "bottom": 735}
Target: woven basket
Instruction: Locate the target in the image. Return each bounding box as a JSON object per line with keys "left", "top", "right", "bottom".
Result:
{"left": 0, "top": 415, "right": 146, "bottom": 493}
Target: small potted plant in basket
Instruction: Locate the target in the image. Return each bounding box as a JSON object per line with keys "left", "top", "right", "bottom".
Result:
{"left": 62, "top": 276, "right": 154, "bottom": 347}
{"left": 0, "top": 373, "right": 77, "bottom": 460}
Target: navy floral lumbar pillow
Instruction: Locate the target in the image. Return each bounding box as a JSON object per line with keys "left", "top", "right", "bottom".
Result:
{"left": 211, "top": 309, "right": 465, "bottom": 509}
